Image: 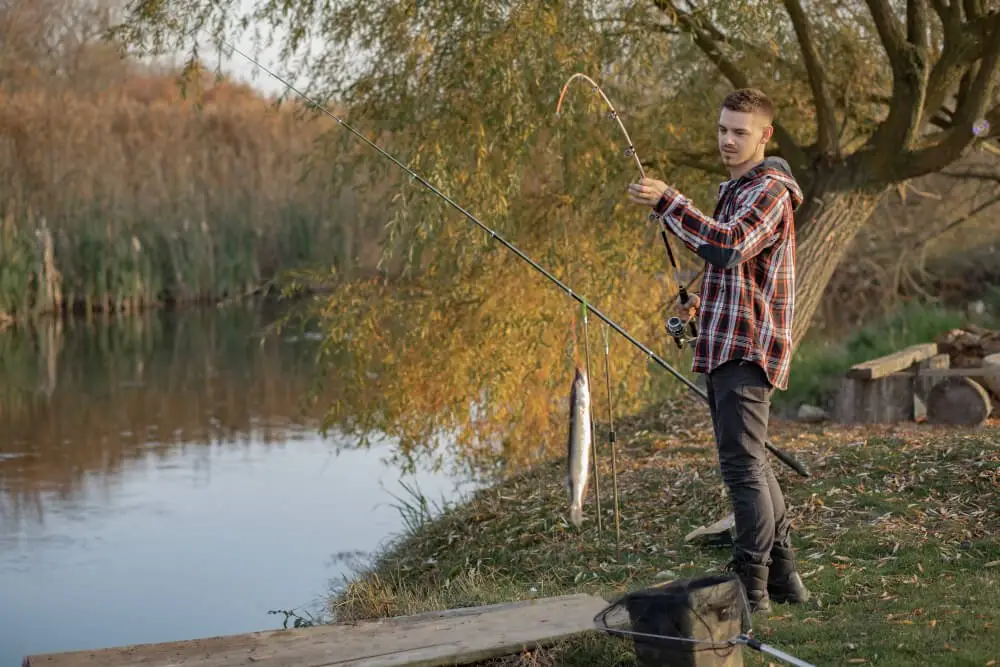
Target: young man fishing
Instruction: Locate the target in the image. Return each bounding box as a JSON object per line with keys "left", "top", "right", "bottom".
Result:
{"left": 627, "top": 88, "right": 810, "bottom": 613}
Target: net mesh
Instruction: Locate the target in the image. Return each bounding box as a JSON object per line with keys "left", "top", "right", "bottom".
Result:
{"left": 593, "top": 574, "right": 752, "bottom": 665}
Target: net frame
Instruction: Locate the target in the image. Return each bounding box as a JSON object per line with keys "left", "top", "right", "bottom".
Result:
{"left": 593, "top": 574, "right": 817, "bottom": 667}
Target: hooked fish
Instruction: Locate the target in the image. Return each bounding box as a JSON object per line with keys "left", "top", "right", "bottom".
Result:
{"left": 566, "top": 366, "right": 592, "bottom": 527}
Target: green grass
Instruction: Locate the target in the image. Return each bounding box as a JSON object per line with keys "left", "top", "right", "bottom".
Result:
{"left": 326, "top": 401, "right": 1000, "bottom": 666}
{"left": 0, "top": 205, "right": 342, "bottom": 319}
{"left": 777, "top": 301, "right": 989, "bottom": 412}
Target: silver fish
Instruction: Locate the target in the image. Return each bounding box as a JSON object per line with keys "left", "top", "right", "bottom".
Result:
{"left": 566, "top": 366, "right": 592, "bottom": 527}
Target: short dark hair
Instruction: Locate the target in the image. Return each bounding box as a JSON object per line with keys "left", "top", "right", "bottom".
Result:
{"left": 721, "top": 88, "right": 774, "bottom": 121}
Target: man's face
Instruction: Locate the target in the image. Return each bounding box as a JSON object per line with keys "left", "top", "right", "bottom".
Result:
{"left": 717, "top": 108, "right": 772, "bottom": 169}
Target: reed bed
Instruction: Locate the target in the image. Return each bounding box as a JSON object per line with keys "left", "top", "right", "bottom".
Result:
{"left": 0, "top": 71, "right": 366, "bottom": 320}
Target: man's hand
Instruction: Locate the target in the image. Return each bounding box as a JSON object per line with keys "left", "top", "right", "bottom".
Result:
{"left": 676, "top": 293, "right": 700, "bottom": 321}
{"left": 627, "top": 178, "right": 670, "bottom": 207}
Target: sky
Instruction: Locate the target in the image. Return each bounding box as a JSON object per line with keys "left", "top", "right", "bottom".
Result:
{"left": 132, "top": 0, "right": 322, "bottom": 98}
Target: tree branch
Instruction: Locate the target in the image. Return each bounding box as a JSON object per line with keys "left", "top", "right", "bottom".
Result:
{"left": 984, "top": 99, "right": 1000, "bottom": 139}
{"left": 782, "top": 0, "right": 840, "bottom": 157}
{"left": 938, "top": 167, "right": 1000, "bottom": 182}
{"left": 863, "top": 0, "right": 907, "bottom": 71}
{"left": 899, "top": 14, "right": 1000, "bottom": 179}
{"left": 963, "top": 0, "right": 987, "bottom": 20}
{"left": 651, "top": 0, "right": 810, "bottom": 175}
{"left": 906, "top": 192, "right": 1000, "bottom": 252}
{"left": 924, "top": 13, "right": 994, "bottom": 134}
{"left": 697, "top": 20, "right": 805, "bottom": 77}
{"left": 862, "top": 0, "right": 936, "bottom": 177}
{"left": 906, "top": 0, "right": 930, "bottom": 51}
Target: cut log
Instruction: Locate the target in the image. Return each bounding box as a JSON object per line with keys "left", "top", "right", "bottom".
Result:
{"left": 833, "top": 374, "right": 915, "bottom": 424}
{"left": 982, "top": 353, "right": 1000, "bottom": 398}
{"left": 845, "top": 343, "right": 939, "bottom": 380}
{"left": 926, "top": 378, "right": 992, "bottom": 427}
{"left": 913, "top": 354, "right": 950, "bottom": 422}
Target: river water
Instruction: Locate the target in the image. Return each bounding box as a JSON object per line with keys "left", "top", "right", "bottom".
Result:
{"left": 0, "top": 305, "right": 476, "bottom": 666}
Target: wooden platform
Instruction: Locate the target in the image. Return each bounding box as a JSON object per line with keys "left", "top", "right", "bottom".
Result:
{"left": 22, "top": 593, "right": 609, "bottom": 667}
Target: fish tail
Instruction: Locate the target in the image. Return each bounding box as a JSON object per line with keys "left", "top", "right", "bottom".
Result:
{"left": 570, "top": 504, "right": 583, "bottom": 527}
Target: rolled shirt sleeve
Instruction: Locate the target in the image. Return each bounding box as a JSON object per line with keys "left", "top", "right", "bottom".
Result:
{"left": 651, "top": 180, "right": 789, "bottom": 270}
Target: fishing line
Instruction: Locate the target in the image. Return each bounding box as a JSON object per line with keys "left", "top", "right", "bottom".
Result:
{"left": 601, "top": 324, "right": 622, "bottom": 559}
{"left": 219, "top": 41, "right": 810, "bottom": 479}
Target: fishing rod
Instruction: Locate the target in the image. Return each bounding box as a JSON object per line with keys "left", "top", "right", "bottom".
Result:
{"left": 220, "top": 42, "right": 810, "bottom": 479}
{"left": 556, "top": 73, "right": 697, "bottom": 350}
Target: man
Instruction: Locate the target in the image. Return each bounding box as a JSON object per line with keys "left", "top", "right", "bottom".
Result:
{"left": 627, "top": 88, "right": 809, "bottom": 613}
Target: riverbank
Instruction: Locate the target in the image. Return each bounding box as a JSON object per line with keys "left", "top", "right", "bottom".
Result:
{"left": 327, "top": 393, "right": 1000, "bottom": 666}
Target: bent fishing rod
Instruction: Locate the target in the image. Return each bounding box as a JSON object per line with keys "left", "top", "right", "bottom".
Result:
{"left": 221, "top": 42, "right": 810, "bottom": 479}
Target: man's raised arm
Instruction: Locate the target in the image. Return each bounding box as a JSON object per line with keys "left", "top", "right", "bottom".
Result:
{"left": 652, "top": 179, "right": 789, "bottom": 270}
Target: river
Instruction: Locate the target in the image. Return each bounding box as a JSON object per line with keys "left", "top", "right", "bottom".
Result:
{"left": 0, "top": 305, "right": 477, "bottom": 666}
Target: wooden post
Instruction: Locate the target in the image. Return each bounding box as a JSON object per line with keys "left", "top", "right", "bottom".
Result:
{"left": 913, "top": 353, "right": 950, "bottom": 422}
{"left": 833, "top": 374, "right": 915, "bottom": 423}
{"left": 833, "top": 344, "right": 939, "bottom": 424}
{"left": 624, "top": 576, "right": 745, "bottom": 667}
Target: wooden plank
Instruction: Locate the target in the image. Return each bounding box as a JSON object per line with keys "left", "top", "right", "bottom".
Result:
{"left": 22, "top": 594, "right": 608, "bottom": 667}
{"left": 684, "top": 513, "right": 734, "bottom": 544}
{"left": 845, "top": 343, "right": 939, "bottom": 380}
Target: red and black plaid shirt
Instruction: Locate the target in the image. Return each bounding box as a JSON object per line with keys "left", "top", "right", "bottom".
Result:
{"left": 650, "top": 157, "right": 803, "bottom": 391}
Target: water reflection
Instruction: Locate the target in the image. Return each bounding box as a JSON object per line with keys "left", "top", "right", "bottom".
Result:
{"left": 0, "top": 306, "right": 475, "bottom": 665}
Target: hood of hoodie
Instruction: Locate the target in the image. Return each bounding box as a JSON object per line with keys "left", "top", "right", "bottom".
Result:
{"left": 733, "top": 156, "right": 804, "bottom": 212}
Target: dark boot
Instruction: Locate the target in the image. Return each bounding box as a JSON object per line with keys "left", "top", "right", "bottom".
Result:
{"left": 725, "top": 558, "right": 771, "bottom": 614}
{"left": 768, "top": 542, "right": 810, "bottom": 604}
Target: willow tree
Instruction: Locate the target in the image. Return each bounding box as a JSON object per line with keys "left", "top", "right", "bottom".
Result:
{"left": 114, "top": 0, "right": 1000, "bottom": 347}
{"left": 660, "top": 0, "right": 1000, "bottom": 348}
{"left": 110, "top": 0, "right": 1000, "bottom": 470}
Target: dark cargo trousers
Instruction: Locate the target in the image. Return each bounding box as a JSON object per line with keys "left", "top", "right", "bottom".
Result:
{"left": 705, "top": 358, "right": 791, "bottom": 566}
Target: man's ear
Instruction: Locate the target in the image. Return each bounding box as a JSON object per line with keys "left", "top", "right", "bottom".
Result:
{"left": 761, "top": 124, "right": 774, "bottom": 145}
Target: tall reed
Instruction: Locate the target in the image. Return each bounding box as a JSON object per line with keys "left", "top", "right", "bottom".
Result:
{"left": 0, "top": 68, "right": 372, "bottom": 319}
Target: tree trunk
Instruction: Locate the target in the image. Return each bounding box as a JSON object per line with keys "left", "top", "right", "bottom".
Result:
{"left": 790, "top": 167, "right": 890, "bottom": 351}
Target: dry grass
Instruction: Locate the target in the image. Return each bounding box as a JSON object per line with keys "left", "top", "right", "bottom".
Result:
{"left": 0, "top": 66, "right": 383, "bottom": 319}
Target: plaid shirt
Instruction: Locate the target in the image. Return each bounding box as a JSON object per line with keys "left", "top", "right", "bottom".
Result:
{"left": 649, "top": 157, "right": 803, "bottom": 391}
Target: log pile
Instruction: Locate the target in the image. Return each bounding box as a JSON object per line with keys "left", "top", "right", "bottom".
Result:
{"left": 935, "top": 325, "right": 1000, "bottom": 368}
{"left": 834, "top": 327, "right": 1000, "bottom": 426}
{"left": 936, "top": 326, "right": 1000, "bottom": 411}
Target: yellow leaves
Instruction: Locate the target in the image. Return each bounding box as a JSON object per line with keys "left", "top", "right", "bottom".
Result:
{"left": 309, "top": 226, "right": 674, "bottom": 474}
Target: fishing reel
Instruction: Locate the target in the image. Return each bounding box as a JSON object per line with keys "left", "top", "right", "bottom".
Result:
{"left": 666, "top": 316, "right": 698, "bottom": 349}
{"left": 666, "top": 288, "right": 699, "bottom": 349}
